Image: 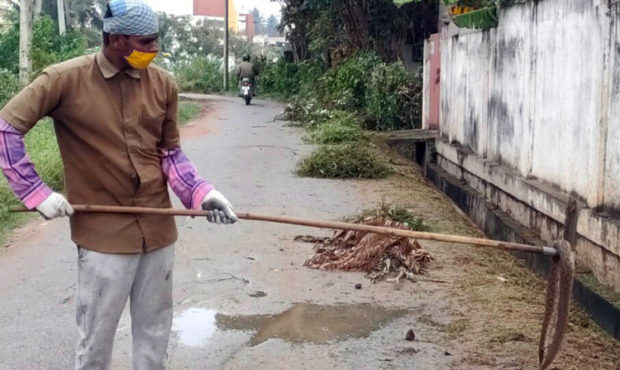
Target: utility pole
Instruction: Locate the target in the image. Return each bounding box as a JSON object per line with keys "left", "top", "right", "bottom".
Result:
{"left": 223, "top": 0, "right": 229, "bottom": 91}
{"left": 57, "top": 0, "right": 66, "bottom": 35}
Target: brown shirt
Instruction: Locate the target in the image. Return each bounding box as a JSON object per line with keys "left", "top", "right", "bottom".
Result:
{"left": 0, "top": 52, "right": 180, "bottom": 254}
{"left": 237, "top": 61, "right": 259, "bottom": 79}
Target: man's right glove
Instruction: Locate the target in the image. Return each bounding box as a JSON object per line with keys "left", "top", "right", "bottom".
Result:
{"left": 36, "top": 192, "right": 74, "bottom": 220}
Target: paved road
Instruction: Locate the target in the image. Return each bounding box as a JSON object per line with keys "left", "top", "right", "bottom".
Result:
{"left": 0, "top": 95, "right": 457, "bottom": 369}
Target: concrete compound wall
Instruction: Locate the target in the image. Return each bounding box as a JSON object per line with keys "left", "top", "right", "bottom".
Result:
{"left": 429, "top": 0, "right": 620, "bottom": 291}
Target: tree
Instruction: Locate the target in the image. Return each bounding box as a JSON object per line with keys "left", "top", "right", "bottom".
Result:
{"left": 266, "top": 14, "right": 278, "bottom": 35}
{"left": 251, "top": 8, "right": 265, "bottom": 35}
{"left": 277, "top": 0, "right": 437, "bottom": 63}
{"left": 157, "top": 14, "right": 224, "bottom": 60}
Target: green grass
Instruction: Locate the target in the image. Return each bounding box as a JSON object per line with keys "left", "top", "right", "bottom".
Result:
{"left": 296, "top": 144, "right": 392, "bottom": 179}
{"left": 351, "top": 204, "right": 429, "bottom": 231}
{"left": 0, "top": 119, "right": 63, "bottom": 243}
{"left": 307, "top": 111, "right": 365, "bottom": 144}
{"left": 178, "top": 102, "right": 202, "bottom": 125}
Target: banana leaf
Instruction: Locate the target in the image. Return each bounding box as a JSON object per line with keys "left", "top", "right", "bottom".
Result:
{"left": 452, "top": 5, "right": 498, "bottom": 30}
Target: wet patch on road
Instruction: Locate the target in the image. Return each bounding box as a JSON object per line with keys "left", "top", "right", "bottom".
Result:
{"left": 217, "top": 303, "right": 408, "bottom": 346}
{"left": 172, "top": 308, "right": 218, "bottom": 347}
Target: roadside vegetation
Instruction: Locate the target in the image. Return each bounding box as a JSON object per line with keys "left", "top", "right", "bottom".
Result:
{"left": 178, "top": 102, "right": 202, "bottom": 125}
{"left": 262, "top": 54, "right": 422, "bottom": 179}
{"left": 349, "top": 203, "right": 429, "bottom": 232}
{"left": 296, "top": 144, "right": 391, "bottom": 179}
{"left": 253, "top": 0, "right": 434, "bottom": 179}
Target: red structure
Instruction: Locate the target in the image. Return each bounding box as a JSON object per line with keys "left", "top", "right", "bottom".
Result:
{"left": 193, "top": 0, "right": 225, "bottom": 17}
{"left": 243, "top": 13, "right": 254, "bottom": 40}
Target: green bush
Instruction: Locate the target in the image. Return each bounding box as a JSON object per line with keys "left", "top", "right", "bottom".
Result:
{"left": 0, "top": 15, "right": 86, "bottom": 109}
{"left": 31, "top": 16, "right": 87, "bottom": 76}
{"left": 260, "top": 59, "right": 325, "bottom": 99}
{"left": 397, "top": 71, "right": 423, "bottom": 130}
{"left": 0, "top": 14, "right": 87, "bottom": 77}
{"left": 264, "top": 51, "right": 423, "bottom": 130}
{"left": 321, "top": 52, "right": 382, "bottom": 110}
{"left": 365, "top": 62, "right": 410, "bottom": 131}
{"left": 0, "top": 69, "right": 19, "bottom": 108}
{"left": 308, "top": 111, "right": 365, "bottom": 144}
{"left": 174, "top": 57, "right": 223, "bottom": 93}
{"left": 296, "top": 144, "right": 392, "bottom": 179}
{"left": 276, "top": 96, "right": 331, "bottom": 127}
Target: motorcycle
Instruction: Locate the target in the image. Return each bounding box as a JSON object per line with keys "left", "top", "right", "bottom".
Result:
{"left": 239, "top": 77, "right": 253, "bottom": 105}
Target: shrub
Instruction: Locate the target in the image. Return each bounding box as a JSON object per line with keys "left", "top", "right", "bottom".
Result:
{"left": 276, "top": 96, "right": 331, "bottom": 127}
{"left": 365, "top": 62, "right": 411, "bottom": 131}
{"left": 265, "top": 51, "right": 423, "bottom": 131}
{"left": 0, "top": 69, "right": 19, "bottom": 108}
{"left": 321, "top": 52, "right": 382, "bottom": 110}
{"left": 31, "top": 16, "right": 87, "bottom": 76}
{"left": 308, "top": 111, "right": 365, "bottom": 144}
{"left": 260, "top": 59, "right": 324, "bottom": 99}
{"left": 397, "top": 71, "right": 423, "bottom": 129}
{"left": 174, "top": 57, "right": 223, "bottom": 93}
{"left": 296, "top": 144, "right": 392, "bottom": 179}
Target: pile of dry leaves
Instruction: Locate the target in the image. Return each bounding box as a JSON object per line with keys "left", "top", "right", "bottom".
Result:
{"left": 297, "top": 218, "right": 433, "bottom": 283}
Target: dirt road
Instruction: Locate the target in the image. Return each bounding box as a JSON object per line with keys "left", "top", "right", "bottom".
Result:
{"left": 0, "top": 96, "right": 617, "bottom": 369}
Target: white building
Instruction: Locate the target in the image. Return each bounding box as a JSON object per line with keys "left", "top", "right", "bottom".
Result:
{"left": 252, "top": 34, "right": 286, "bottom": 46}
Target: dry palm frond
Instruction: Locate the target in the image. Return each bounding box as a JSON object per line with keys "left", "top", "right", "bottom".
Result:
{"left": 300, "top": 218, "right": 433, "bottom": 283}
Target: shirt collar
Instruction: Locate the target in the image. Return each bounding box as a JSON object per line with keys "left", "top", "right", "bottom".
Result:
{"left": 96, "top": 50, "right": 141, "bottom": 80}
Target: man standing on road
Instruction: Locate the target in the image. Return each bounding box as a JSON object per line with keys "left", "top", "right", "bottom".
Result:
{"left": 237, "top": 54, "right": 259, "bottom": 95}
{"left": 0, "top": 1, "right": 236, "bottom": 369}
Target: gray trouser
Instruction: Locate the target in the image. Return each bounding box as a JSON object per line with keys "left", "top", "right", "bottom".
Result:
{"left": 75, "top": 245, "right": 175, "bottom": 370}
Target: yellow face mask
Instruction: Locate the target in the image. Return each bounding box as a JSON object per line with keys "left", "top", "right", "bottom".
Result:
{"left": 124, "top": 49, "right": 158, "bottom": 70}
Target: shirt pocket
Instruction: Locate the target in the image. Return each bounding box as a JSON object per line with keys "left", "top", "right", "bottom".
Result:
{"left": 139, "top": 109, "right": 165, "bottom": 148}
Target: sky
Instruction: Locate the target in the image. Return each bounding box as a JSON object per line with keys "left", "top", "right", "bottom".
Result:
{"left": 148, "top": 0, "right": 282, "bottom": 18}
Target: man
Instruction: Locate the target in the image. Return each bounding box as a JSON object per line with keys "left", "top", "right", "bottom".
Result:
{"left": 0, "top": 1, "right": 236, "bottom": 369}
{"left": 237, "top": 54, "right": 259, "bottom": 95}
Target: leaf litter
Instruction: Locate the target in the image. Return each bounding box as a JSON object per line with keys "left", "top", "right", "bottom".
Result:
{"left": 297, "top": 206, "right": 433, "bottom": 283}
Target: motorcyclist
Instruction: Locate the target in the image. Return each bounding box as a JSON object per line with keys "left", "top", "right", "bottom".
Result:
{"left": 237, "top": 54, "right": 259, "bottom": 95}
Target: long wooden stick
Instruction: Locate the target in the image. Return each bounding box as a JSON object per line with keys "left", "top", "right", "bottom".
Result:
{"left": 10, "top": 204, "right": 558, "bottom": 256}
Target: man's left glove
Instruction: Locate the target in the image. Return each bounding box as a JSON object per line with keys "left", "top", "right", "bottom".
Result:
{"left": 201, "top": 190, "right": 238, "bottom": 224}
{"left": 36, "top": 192, "right": 74, "bottom": 220}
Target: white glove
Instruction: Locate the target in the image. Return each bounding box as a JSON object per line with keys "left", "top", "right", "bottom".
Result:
{"left": 36, "top": 192, "right": 74, "bottom": 220}
{"left": 201, "top": 190, "right": 238, "bottom": 224}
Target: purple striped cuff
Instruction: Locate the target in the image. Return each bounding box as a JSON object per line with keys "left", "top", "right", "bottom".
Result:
{"left": 159, "top": 147, "right": 214, "bottom": 209}
{"left": 0, "top": 117, "right": 52, "bottom": 209}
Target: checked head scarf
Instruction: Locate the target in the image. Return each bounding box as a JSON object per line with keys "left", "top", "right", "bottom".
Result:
{"left": 103, "top": 0, "right": 159, "bottom": 36}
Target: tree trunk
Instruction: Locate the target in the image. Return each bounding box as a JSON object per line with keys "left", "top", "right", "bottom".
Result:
{"left": 19, "top": 0, "right": 33, "bottom": 86}
{"left": 34, "top": 0, "right": 42, "bottom": 19}
{"left": 57, "top": 0, "right": 66, "bottom": 35}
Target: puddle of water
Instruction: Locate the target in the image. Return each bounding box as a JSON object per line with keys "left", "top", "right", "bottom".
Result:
{"left": 172, "top": 308, "right": 218, "bottom": 347}
{"left": 216, "top": 303, "right": 407, "bottom": 346}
